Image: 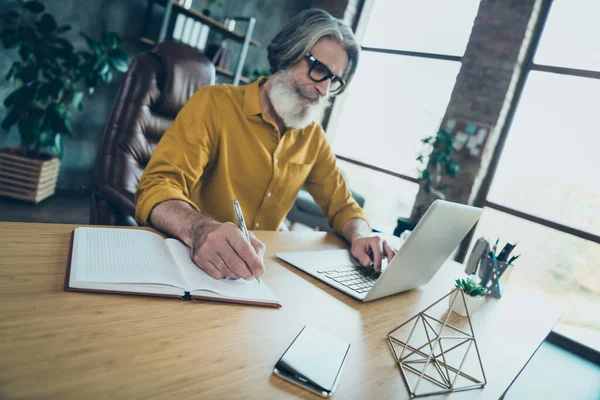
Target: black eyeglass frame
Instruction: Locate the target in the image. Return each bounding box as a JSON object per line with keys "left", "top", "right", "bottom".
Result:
{"left": 304, "top": 52, "right": 345, "bottom": 93}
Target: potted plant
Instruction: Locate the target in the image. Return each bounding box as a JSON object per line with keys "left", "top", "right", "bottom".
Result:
{"left": 0, "top": 0, "right": 128, "bottom": 203}
{"left": 450, "top": 277, "right": 487, "bottom": 317}
{"left": 394, "top": 128, "right": 461, "bottom": 236}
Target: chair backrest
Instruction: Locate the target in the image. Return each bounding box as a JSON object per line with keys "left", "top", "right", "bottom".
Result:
{"left": 91, "top": 41, "right": 215, "bottom": 226}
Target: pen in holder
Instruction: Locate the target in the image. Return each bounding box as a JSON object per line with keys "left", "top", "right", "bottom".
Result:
{"left": 465, "top": 237, "right": 518, "bottom": 298}
{"left": 478, "top": 253, "right": 513, "bottom": 298}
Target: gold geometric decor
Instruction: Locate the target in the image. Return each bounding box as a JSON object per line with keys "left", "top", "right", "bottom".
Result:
{"left": 387, "top": 288, "right": 486, "bottom": 397}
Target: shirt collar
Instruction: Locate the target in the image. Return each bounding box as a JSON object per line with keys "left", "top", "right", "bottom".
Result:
{"left": 243, "top": 76, "right": 267, "bottom": 116}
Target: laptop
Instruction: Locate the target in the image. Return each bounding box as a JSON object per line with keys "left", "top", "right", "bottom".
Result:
{"left": 276, "top": 200, "right": 482, "bottom": 302}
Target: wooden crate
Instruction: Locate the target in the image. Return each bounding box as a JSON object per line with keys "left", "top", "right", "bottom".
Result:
{"left": 0, "top": 150, "right": 60, "bottom": 203}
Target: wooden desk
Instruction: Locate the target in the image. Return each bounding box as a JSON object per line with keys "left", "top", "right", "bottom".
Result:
{"left": 0, "top": 222, "right": 560, "bottom": 399}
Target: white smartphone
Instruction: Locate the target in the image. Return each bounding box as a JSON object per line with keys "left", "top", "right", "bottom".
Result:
{"left": 273, "top": 326, "right": 351, "bottom": 398}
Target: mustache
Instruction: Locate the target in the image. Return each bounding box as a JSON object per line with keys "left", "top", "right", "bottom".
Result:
{"left": 296, "top": 85, "right": 321, "bottom": 102}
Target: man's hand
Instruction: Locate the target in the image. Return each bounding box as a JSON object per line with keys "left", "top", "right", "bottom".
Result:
{"left": 148, "top": 200, "right": 266, "bottom": 280}
{"left": 341, "top": 218, "right": 396, "bottom": 273}
{"left": 350, "top": 235, "right": 396, "bottom": 272}
{"left": 190, "top": 220, "right": 266, "bottom": 280}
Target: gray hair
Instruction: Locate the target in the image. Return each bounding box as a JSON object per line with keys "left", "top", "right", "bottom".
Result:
{"left": 267, "top": 9, "right": 360, "bottom": 95}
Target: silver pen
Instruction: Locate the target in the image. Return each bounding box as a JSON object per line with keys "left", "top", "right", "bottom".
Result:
{"left": 232, "top": 199, "right": 261, "bottom": 285}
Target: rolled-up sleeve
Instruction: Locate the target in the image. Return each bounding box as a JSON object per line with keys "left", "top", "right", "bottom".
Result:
{"left": 304, "top": 136, "right": 369, "bottom": 235}
{"left": 135, "top": 89, "right": 217, "bottom": 225}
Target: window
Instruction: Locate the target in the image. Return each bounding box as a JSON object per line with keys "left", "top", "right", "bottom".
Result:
{"left": 329, "top": 0, "right": 480, "bottom": 232}
{"left": 534, "top": 0, "right": 600, "bottom": 71}
{"left": 333, "top": 54, "right": 461, "bottom": 178}
{"left": 479, "top": 0, "right": 600, "bottom": 351}
{"left": 361, "top": 0, "right": 480, "bottom": 55}
{"left": 337, "top": 159, "right": 420, "bottom": 233}
{"left": 465, "top": 208, "right": 600, "bottom": 351}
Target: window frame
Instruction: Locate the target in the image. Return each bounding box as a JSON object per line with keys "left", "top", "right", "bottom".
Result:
{"left": 326, "top": 0, "right": 466, "bottom": 186}
{"left": 459, "top": 0, "right": 600, "bottom": 357}
{"left": 460, "top": 0, "right": 600, "bottom": 260}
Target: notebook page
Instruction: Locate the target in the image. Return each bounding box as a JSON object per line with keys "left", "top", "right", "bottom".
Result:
{"left": 165, "top": 239, "right": 279, "bottom": 301}
{"left": 72, "top": 227, "right": 186, "bottom": 289}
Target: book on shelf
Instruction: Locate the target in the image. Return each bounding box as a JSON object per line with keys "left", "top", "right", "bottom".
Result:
{"left": 65, "top": 227, "right": 281, "bottom": 308}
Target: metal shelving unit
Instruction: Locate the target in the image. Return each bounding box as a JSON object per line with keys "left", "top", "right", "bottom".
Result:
{"left": 140, "top": 0, "right": 260, "bottom": 85}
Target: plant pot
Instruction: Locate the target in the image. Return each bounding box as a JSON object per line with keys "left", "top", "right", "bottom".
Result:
{"left": 449, "top": 292, "right": 485, "bottom": 317}
{"left": 0, "top": 147, "right": 60, "bottom": 203}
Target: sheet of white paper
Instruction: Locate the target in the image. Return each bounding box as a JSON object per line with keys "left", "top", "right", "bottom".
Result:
{"left": 72, "top": 227, "right": 186, "bottom": 288}
{"left": 165, "top": 239, "right": 279, "bottom": 300}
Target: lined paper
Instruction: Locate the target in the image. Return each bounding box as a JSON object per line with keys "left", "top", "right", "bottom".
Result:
{"left": 73, "top": 228, "right": 186, "bottom": 288}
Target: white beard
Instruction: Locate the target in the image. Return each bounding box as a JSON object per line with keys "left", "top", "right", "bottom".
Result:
{"left": 268, "top": 70, "right": 331, "bottom": 130}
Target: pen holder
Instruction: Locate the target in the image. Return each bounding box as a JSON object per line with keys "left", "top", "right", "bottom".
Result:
{"left": 478, "top": 253, "right": 513, "bottom": 298}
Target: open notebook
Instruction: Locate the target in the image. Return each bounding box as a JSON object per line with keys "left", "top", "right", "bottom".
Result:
{"left": 65, "top": 227, "right": 281, "bottom": 308}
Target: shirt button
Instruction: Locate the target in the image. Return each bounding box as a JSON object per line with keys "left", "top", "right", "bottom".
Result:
{"left": 274, "top": 158, "right": 278, "bottom": 164}
{"left": 255, "top": 222, "right": 260, "bottom": 228}
{"left": 267, "top": 192, "right": 272, "bottom": 198}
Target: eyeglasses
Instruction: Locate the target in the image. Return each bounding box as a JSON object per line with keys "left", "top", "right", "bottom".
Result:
{"left": 305, "top": 52, "right": 345, "bottom": 93}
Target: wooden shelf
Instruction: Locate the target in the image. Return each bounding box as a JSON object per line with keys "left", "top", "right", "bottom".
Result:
{"left": 172, "top": 2, "right": 261, "bottom": 47}
{"left": 137, "top": 36, "right": 155, "bottom": 46}
{"left": 136, "top": 37, "right": 250, "bottom": 84}
{"left": 215, "top": 66, "right": 250, "bottom": 84}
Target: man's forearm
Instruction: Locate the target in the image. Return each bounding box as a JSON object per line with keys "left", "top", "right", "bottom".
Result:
{"left": 148, "top": 200, "right": 218, "bottom": 247}
{"left": 341, "top": 218, "right": 371, "bottom": 243}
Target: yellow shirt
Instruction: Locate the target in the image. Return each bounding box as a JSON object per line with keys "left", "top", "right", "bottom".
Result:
{"left": 135, "top": 77, "right": 368, "bottom": 235}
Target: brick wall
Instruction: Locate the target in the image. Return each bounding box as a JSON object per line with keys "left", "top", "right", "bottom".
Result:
{"left": 411, "top": 0, "right": 543, "bottom": 221}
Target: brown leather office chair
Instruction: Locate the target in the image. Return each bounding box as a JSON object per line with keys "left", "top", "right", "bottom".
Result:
{"left": 90, "top": 41, "right": 215, "bottom": 226}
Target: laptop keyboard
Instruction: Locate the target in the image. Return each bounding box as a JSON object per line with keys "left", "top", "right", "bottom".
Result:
{"left": 317, "top": 266, "right": 379, "bottom": 294}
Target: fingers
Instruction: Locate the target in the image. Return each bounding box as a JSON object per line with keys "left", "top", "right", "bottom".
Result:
{"left": 370, "top": 241, "right": 383, "bottom": 272}
{"left": 212, "top": 252, "right": 242, "bottom": 280}
{"left": 201, "top": 260, "right": 225, "bottom": 280}
{"left": 249, "top": 232, "right": 267, "bottom": 260}
{"left": 227, "top": 229, "right": 265, "bottom": 279}
{"left": 351, "top": 243, "right": 373, "bottom": 268}
{"left": 192, "top": 222, "right": 263, "bottom": 281}
{"left": 351, "top": 236, "right": 397, "bottom": 273}
{"left": 383, "top": 240, "right": 396, "bottom": 262}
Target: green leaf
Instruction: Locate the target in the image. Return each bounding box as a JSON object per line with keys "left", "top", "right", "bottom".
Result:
{"left": 81, "top": 33, "right": 102, "bottom": 55}
{"left": 18, "top": 106, "right": 45, "bottom": 146}
{"left": 38, "top": 130, "right": 53, "bottom": 147}
{"left": 1, "top": 10, "right": 20, "bottom": 21}
{"left": 3, "top": 85, "right": 35, "bottom": 110}
{"left": 100, "top": 68, "right": 113, "bottom": 84}
{"left": 95, "top": 59, "right": 110, "bottom": 75}
{"left": 5, "top": 62, "right": 18, "bottom": 80}
{"left": 51, "top": 38, "right": 74, "bottom": 59}
{"left": 19, "top": 26, "right": 37, "bottom": 43}
{"left": 1, "top": 107, "right": 21, "bottom": 131}
{"left": 37, "top": 12, "right": 57, "bottom": 34}
{"left": 84, "top": 73, "right": 97, "bottom": 95}
{"left": 56, "top": 25, "right": 72, "bottom": 34}
{"left": 46, "top": 103, "right": 72, "bottom": 136}
{"left": 0, "top": 28, "right": 17, "bottom": 40}
{"left": 72, "top": 89, "right": 83, "bottom": 111}
{"left": 52, "top": 133, "right": 63, "bottom": 159}
{"left": 101, "top": 31, "right": 121, "bottom": 50}
{"left": 16, "top": 62, "right": 37, "bottom": 82}
{"left": 18, "top": 44, "right": 33, "bottom": 61}
{"left": 23, "top": 1, "right": 45, "bottom": 14}
{"left": 107, "top": 49, "right": 129, "bottom": 72}
{"left": 2, "top": 35, "right": 20, "bottom": 49}
{"left": 59, "top": 87, "right": 74, "bottom": 106}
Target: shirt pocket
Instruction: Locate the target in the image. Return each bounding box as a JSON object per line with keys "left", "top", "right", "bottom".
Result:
{"left": 281, "top": 162, "right": 312, "bottom": 200}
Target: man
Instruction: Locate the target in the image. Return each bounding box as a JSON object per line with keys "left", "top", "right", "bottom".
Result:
{"left": 135, "top": 9, "right": 396, "bottom": 281}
